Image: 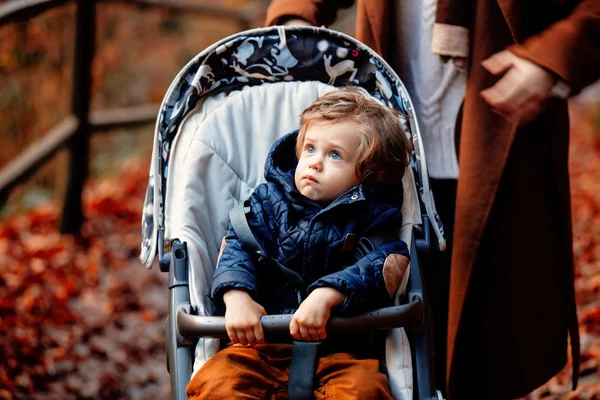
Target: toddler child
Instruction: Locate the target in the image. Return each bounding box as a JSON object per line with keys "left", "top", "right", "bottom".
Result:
{"left": 187, "top": 88, "right": 412, "bottom": 399}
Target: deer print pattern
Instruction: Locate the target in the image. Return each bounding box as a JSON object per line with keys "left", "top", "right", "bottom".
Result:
{"left": 323, "top": 54, "right": 358, "bottom": 85}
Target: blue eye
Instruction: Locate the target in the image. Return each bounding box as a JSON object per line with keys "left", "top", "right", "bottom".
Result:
{"left": 306, "top": 145, "right": 316, "bottom": 154}
{"left": 330, "top": 151, "right": 342, "bottom": 160}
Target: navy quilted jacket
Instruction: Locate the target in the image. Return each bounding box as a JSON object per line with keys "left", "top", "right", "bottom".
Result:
{"left": 210, "top": 131, "right": 410, "bottom": 316}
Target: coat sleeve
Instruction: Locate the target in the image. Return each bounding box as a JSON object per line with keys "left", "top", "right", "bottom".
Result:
{"left": 508, "top": 1, "right": 600, "bottom": 94}
{"left": 265, "top": 0, "right": 355, "bottom": 26}
{"left": 307, "top": 239, "right": 410, "bottom": 315}
{"left": 209, "top": 185, "right": 276, "bottom": 309}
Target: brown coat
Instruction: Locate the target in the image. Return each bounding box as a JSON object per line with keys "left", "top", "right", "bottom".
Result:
{"left": 266, "top": 1, "right": 600, "bottom": 398}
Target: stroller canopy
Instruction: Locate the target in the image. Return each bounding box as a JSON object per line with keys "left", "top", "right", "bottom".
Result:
{"left": 140, "top": 26, "right": 445, "bottom": 268}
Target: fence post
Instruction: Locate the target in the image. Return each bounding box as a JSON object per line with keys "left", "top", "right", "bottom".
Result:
{"left": 60, "top": 0, "right": 95, "bottom": 234}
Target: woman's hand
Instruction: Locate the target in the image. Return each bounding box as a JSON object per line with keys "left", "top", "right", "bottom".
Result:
{"left": 223, "top": 290, "right": 267, "bottom": 346}
{"left": 282, "top": 18, "right": 312, "bottom": 27}
{"left": 290, "top": 288, "right": 346, "bottom": 341}
{"left": 480, "top": 50, "right": 560, "bottom": 125}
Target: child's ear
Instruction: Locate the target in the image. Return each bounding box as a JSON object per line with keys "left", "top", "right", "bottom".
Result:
{"left": 376, "top": 170, "right": 386, "bottom": 183}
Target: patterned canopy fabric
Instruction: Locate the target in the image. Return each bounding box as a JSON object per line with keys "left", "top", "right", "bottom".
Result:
{"left": 140, "top": 26, "right": 444, "bottom": 267}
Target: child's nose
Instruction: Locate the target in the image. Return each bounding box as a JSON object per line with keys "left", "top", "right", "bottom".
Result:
{"left": 308, "top": 157, "right": 323, "bottom": 171}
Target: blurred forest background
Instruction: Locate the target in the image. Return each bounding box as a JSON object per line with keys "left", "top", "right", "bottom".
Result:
{"left": 0, "top": 0, "right": 599, "bottom": 399}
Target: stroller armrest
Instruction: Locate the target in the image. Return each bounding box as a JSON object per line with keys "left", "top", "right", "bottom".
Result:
{"left": 177, "top": 298, "right": 424, "bottom": 340}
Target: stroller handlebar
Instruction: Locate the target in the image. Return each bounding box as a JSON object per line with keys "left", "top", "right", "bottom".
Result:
{"left": 177, "top": 298, "right": 424, "bottom": 340}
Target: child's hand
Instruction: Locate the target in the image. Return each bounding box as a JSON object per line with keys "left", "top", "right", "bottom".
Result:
{"left": 223, "top": 290, "right": 266, "bottom": 346}
{"left": 290, "top": 288, "right": 346, "bottom": 341}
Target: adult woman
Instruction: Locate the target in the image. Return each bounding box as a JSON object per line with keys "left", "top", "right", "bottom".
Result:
{"left": 266, "top": 1, "right": 600, "bottom": 398}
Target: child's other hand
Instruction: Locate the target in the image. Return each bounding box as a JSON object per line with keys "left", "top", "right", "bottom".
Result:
{"left": 290, "top": 288, "right": 346, "bottom": 341}
{"left": 223, "top": 290, "right": 266, "bottom": 346}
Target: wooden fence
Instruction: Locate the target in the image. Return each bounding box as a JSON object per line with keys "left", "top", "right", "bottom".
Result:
{"left": 0, "top": 0, "right": 263, "bottom": 232}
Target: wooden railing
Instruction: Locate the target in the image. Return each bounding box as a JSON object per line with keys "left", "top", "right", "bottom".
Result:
{"left": 0, "top": 0, "right": 263, "bottom": 232}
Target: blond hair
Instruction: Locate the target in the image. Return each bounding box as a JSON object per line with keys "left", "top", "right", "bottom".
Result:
{"left": 296, "top": 88, "right": 411, "bottom": 184}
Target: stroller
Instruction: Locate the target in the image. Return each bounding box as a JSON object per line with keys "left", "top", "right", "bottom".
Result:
{"left": 139, "top": 26, "right": 447, "bottom": 400}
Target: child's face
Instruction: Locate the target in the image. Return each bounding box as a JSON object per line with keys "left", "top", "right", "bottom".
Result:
{"left": 294, "top": 121, "right": 362, "bottom": 203}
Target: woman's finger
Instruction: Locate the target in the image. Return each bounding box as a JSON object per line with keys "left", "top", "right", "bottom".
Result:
{"left": 282, "top": 18, "right": 312, "bottom": 27}
{"left": 481, "top": 50, "right": 515, "bottom": 75}
{"left": 481, "top": 67, "right": 525, "bottom": 113}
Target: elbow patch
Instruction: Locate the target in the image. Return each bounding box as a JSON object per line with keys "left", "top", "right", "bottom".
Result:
{"left": 383, "top": 254, "right": 410, "bottom": 298}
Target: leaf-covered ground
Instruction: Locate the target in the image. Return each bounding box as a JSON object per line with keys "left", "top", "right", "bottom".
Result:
{"left": 0, "top": 159, "right": 170, "bottom": 399}
{"left": 0, "top": 101, "right": 599, "bottom": 399}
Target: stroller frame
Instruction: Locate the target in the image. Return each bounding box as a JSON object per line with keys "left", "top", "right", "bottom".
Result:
{"left": 140, "top": 26, "right": 448, "bottom": 400}
{"left": 161, "top": 226, "right": 442, "bottom": 400}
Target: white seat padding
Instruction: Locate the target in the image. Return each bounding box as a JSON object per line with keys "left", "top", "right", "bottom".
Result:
{"left": 165, "top": 81, "right": 419, "bottom": 399}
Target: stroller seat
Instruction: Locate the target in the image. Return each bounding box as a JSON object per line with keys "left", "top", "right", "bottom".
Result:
{"left": 140, "top": 26, "right": 446, "bottom": 400}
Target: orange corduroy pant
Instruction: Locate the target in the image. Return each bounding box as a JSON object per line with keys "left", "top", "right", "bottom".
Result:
{"left": 186, "top": 343, "right": 392, "bottom": 399}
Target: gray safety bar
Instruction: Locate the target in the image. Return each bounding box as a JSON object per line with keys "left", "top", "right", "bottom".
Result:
{"left": 177, "top": 301, "right": 424, "bottom": 339}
